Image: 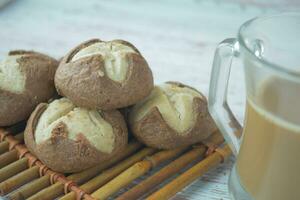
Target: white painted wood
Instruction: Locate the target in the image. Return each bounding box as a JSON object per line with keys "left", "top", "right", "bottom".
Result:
{"left": 0, "top": 1, "right": 297, "bottom": 199}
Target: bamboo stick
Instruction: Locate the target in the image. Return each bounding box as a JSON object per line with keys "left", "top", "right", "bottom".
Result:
{"left": 28, "top": 179, "right": 64, "bottom": 200}
{"left": 91, "top": 146, "right": 189, "bottom": 200}
{"left": 0, "top": 132, "right": 23, "bottom": 154}
{"left": 0, "top": 141, "right": 9, "bottom": 154}
{"left": 60, "top": 148, "right": 157, "bottom": 200}
{"left": 0, "top": 157, "right": 28, "bottom": 182}
{"left": 146, "top": 145, "right": 232, "bottom": 200}
{"left": 14, "top": 132, "right": 24, "bottom": 141}
{"left": 0, "top": 149, "right": 18, "bottom": 168}
{"left": 0, "top": 166, "right": 39, "bottom": 195}
{"left": 116, "top": 132, "right": 224, "bottom": 200}
{"left": 27, "top": 141, "right": 142, "bottom": 200}
{"left": 0, "top": 128, "right": 231, "bottom": 200}
{"left": 9, "top": 175, "right": 50, "bottom": 200}
{"left": 68, "top": 140, "right": 143, "bottom": 184}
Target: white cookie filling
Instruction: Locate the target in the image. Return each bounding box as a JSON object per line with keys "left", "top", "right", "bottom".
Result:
{"left": 0, "top": 55, "right": 25, "bottom": 93}
{"left": 72, "top": 42, "right": 137, "bottom": 82}
{"left": 131, "top": 83, "right": 204, "bottom": 134}
{"left": 35, "top": 98, "right": 115, "bottom": 153}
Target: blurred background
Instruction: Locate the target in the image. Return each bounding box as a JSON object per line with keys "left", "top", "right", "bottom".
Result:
{"left": 1, "top": 0, "right": 298, "bottom": 125}
{"left": 0, "top": 0, "right": 299, "bottom": 199}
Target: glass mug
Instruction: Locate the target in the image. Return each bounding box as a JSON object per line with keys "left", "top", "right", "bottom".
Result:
{"left": 208, "top": 13, "right": 300, "bottom": 200}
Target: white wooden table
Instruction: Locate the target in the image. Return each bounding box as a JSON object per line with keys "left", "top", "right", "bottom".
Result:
{"left": 0, "top": 0, "right": 298, "bottom": 199}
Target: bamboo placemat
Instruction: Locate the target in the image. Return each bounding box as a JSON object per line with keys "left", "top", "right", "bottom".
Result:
{"left": 0, "top": 124, "right": 231, "bottom": 200}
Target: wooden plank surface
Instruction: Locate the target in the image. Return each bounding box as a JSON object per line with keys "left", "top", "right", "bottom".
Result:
{"left": 0, "top": 0, "right": 298, "bottom": 199}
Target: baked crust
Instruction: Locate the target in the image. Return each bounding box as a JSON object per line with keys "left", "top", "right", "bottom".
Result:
{"left": 0, "top": 50, "right": 58, "bottom": 126}
{"left": 24, "top": 102, "right": 128, "bottom": 173}
{"left": 129, "top": 82, "right": 217, "bottom": 149}
{"left": 55, "top": 39, "right": 154, "bottom": 110}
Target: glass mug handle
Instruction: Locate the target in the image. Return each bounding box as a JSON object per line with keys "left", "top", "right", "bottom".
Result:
{"left": 208, "top": 38, "right": 242, "bottom": 156}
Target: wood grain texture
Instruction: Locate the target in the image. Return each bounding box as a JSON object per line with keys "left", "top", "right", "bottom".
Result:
{"left": 0, "top": 0, "right": 297, "bottom": 199}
